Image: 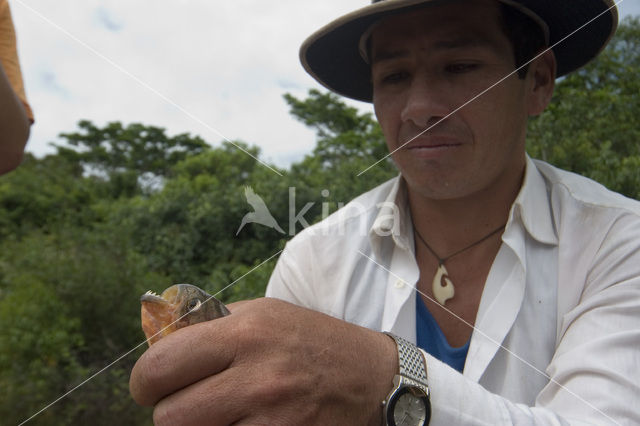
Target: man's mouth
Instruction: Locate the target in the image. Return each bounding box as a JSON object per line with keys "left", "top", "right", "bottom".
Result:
{"left": 402, "top": 135, "right": 463, "bottom": 150}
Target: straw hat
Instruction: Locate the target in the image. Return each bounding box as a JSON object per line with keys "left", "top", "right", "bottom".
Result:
{"left": 300, "top": 0, "right": 618, "bottom": 102}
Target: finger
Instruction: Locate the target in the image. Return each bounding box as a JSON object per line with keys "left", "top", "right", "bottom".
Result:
{"left": 130, "top": 316, "right": 237, "bottom": 406}
{"left": 226, "top": 299, "right": 252, "bottom": 313}
{"left": 152, "top": 365, "right": 256, "bottom": 426}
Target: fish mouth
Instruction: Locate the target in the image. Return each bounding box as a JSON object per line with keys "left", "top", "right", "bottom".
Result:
{"left": 140, "top": 288, "right": 182, "bottom": 345}
{"left": 140, "top": 290, "right": 165, "bottom": 303}
{"left": 141, "top": 286, "right": 180, "bottom": 304}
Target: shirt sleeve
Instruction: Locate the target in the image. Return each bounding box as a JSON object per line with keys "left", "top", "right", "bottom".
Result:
{"left": 424, "top": 353, "right": 573, "bottom": 425}
{"left": 0, "top": 0, "right": 34, "bottom": 122}
{"left": 265, "top": 239, "right": 317, "bottom": 310}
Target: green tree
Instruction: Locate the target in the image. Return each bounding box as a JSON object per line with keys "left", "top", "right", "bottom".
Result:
{"left": 1, "top": 17, "right": 638, "bottom": 424}
{"left": 110, "top": 141, "right": 288, "bottom": 299}
{"left": 527, "top": 17, "right": 640, "bottom": 199}
{"left": 285, "top": 89, "right": 397, "bottom": 221}
{"left": 55, "top": 120, "right": 210, "bottom": 197}
{"left": 0, "top": 153, "right": 99, "bottom": 239}
{"left": 0, "top": 226, "right": 158, "bottom": 425}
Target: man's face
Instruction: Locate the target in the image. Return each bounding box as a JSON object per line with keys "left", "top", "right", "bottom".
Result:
{"left": 371, "top": 0, "right": 541, "bottom": 201}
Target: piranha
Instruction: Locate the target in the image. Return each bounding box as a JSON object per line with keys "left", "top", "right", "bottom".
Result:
{"left": 140, "top": 283, "right": 230, "bottom": 346}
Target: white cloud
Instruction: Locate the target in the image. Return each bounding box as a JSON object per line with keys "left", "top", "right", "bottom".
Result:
{"left": 10, "top": 0, "right": 638, "bottom": 168}
{"left": 11, "top": 0, "right": 369, "bottom": 167}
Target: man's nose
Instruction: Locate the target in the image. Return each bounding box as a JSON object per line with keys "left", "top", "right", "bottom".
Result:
{"left": 400, "top": 77, "right": 450, "bottom": 128}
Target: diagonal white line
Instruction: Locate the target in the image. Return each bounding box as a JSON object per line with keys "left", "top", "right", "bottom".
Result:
{"left": 356, "top": 249, "right": 622, "bottom": 426}
{"left": 357, "top": 0, "right": 626, "bottom": 177}
{"left": 14, "top": 0, "right": 283, "bottom": 177}
{"left": 11, "top": 0, "right": 627, "bottom": 424}
{"left": 18, "top": 341, "right": 149, "bottom": 426}
{"left": 18, "top": 250, "right": 283, "bottom": 425}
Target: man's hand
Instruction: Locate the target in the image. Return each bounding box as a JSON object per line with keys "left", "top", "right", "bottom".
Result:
{"left": 129, "top": 297, "right": 397, "bottom": 426}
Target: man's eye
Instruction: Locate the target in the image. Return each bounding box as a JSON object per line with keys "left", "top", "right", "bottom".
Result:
{"left": 446, "top": 63, "right": 478, "bottom": 73}
{"left": 379, "top": 71, "right": 409, "bottom": 84}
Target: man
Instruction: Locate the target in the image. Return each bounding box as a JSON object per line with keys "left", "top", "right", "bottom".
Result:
{"left": 0, "top": 0, "right": 33, "bottom": 175}
{"left": 130, "top": 0, "right": 639, "bottom": 424}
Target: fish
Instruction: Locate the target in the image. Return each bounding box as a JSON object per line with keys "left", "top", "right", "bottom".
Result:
{"left": 140, "top": 283, "right": 230, "bottom": 346}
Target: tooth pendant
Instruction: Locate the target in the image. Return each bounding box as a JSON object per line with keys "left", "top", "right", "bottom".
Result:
{"left": 432, "top": 263, "right": 455, "bottom": 305}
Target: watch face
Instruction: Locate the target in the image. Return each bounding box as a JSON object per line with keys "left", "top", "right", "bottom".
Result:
{"left": 388, "top": 387, "right": 430, "bottom": 426}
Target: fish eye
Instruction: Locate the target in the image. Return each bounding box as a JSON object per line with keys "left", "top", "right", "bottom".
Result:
{"left": 187, "top": 299, "right": 202, "bottom": 312}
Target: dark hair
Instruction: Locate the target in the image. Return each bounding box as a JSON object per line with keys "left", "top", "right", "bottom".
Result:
{"left": 499, "top": 4, "right": 548, "bottom": 79}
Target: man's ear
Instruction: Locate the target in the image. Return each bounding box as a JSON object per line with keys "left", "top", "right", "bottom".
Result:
{"left": 527, "top": 49, "right": 556, "bottom": 117}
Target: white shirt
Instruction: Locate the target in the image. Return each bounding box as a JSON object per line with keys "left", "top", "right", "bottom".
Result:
{"left": 266, "top": 157, "right": 640, "bottom": 425}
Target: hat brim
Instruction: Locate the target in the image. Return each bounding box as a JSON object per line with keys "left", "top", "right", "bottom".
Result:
{"left": 300, "top": 0, "right": 618, "bottom": 103}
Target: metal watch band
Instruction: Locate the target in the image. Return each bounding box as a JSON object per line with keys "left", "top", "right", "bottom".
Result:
{"left": 384, "top": 332, "right": 428, "bottom": 385}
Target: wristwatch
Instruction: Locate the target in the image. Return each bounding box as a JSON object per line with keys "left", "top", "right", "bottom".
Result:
{"left": 382, "top": 332, "right": 431, "bottom": 426}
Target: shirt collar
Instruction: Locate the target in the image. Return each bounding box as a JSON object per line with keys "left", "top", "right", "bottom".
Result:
{"left": 368, "top": 156, "right": 559, "bottom": 261}
{"left": 369, "top": 176, "right": 414, "bottom": 259}
{"left": 509, "top": 156, "right": 558, "bottom": 246}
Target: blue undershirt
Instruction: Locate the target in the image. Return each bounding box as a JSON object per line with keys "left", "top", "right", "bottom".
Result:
{"left": 416, "top": 296, "right": 470, "bottom": 373}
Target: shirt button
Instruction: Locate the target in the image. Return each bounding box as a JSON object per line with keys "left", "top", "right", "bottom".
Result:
{"left": 395, "top": 280, "right": 405, "bottom": 289}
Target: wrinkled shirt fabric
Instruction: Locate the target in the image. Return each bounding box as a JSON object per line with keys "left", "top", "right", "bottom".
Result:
{"left": 266, "top": 156, "right": 640, "bottom": 425}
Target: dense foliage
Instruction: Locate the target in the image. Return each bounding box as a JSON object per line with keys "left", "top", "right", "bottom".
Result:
{"left": 527, "top": 17, "right": 640, "bottom": 199}
{"left": 1, "top": 17, "right": 638, "bottom": 426}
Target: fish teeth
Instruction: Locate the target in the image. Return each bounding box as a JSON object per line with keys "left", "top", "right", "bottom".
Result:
{"left": 145, "top": 290, "right": 159, "bottom": 296}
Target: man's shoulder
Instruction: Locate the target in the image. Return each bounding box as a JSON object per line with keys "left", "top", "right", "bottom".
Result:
{"left": 286, "top": 176, "right": 400, "bottom": 248}
{"left": 534, "top": 159, "right": 640, "bottom": 216}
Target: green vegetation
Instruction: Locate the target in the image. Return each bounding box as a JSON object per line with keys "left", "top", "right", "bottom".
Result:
{"left": 1, "top": 16, "right": 638, "bottom": 426}
{"left": 527, "top": 17, "right": 640, "bottom": 199}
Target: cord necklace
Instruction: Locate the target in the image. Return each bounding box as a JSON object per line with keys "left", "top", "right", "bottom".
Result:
{"left": 414, "top": 224, "right": 505, "bottom": 305}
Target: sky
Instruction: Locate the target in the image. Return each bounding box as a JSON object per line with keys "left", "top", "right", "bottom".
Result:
{"left": 10, "top": 0, "right": 640, "bottom": 169}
